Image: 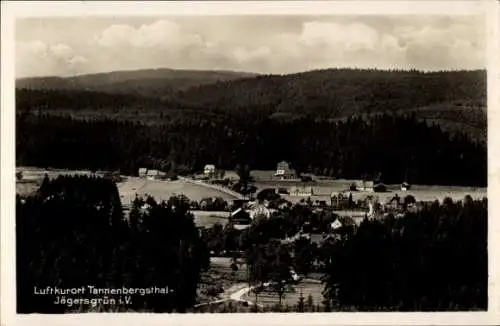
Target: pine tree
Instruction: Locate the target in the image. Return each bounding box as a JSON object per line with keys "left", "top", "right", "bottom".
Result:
{"left": 297, "top": 288, "right": 305, "bottom": 312}
{"left": 306, "top": 294, "right": 314, "bottom": 312}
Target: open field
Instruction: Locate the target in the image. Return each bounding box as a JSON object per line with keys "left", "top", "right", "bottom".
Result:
{"left": 16, "top": 167, "right": 240, "bottom": 202}
{"left": 252, "top": 174, "right": 487, "bottom": 203}
{"left": 16, "top": 167, "right": 487, "bottom": 206}
{"left": 111, "top": 177, "right": 235, "bottom": 228}
{"left": 16, "top": 167, "right": 95, "bottom": 196}
{"left": 192, "top": 211, "right": 230, "bottom": 228}
{"left": 118, "top": 177, "right": 239, "bottom": 205}
{"left": 16, "top": 167, "right": 235, "bottom": 228}
{"left": 16, "top": 180, "right": 42, "bottom": 196}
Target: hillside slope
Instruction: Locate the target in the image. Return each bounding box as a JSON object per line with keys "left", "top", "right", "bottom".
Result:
{"left": 15, "top": 68, "right": 487, "bottom": 142}
{"left": 174, "top": 68, "right": 487, "bottom": 141}
{"left": 16, "top": 68, "right": 258, "bottom": 98}
{"left": 176, "top": 68, "right": 486, "bottom": 115}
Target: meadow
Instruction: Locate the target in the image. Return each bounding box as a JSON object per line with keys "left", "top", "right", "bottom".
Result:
{"left": 118, "top": 177, "right": 238, "bottom": 205}
{"left": 251, "top": 173, "right": 487, "bottom": 203}
{"left": 16, "top": 167, "right": 487, "bottom": 213}
{"left": 16, "top": 168, "right": 234, "bottom": 228}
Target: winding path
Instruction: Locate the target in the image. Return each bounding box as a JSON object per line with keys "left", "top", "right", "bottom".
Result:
{"left": 194, "top": 283, "right": 263, "bottom": 308}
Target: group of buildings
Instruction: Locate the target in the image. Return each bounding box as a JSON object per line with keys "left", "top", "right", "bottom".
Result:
{"left": 201, "top": 164, "right": 240, "bottom": 181}
{"left": 138, "top": 168, "right": 168, "bottom": 180}
{"left": 228, "top": 201, "right": 282, "bottom": 230}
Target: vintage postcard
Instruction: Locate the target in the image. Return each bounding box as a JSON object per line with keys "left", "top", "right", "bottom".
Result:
{"left": 1, "top": 1, "right": 499, "bottom": 326}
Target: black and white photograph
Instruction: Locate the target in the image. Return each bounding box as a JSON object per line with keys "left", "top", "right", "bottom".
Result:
{"left": 1, "top": 0, "right": 499, "bottom": 325}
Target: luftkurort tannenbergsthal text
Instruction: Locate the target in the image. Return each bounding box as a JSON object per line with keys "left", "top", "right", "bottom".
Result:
{"left": 34, "top": 285, "right": 173, "bottom": 307}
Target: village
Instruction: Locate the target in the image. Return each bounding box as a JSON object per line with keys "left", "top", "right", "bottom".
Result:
{"left": 129, "top": 160, "right": 424, "bottom": 239}
{"left": 16, "top": 159, "right": 481, "bottom": 241}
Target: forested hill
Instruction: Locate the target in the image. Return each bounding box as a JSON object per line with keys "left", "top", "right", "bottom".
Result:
{"left": 16, "top": 68, "right": 487, "bottom": 142}
{"left": 174, "top": 68, "right": 487, "bottom": 141}
{"left": 175, "top": 69, "right": 486, "bottom": 116}
{"left": 16, "top": 68, "right": 258, "bottom": 98}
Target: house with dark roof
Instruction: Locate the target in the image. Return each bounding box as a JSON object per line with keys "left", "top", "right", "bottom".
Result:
{"left": 373, "top": 183, "right": 387, "bottom": 192}
{"left": 275, "top": 161, "right": 296, "bottom": 180}
{"left": 256, "top": 188, "right": 279, "bottom": 201}
{"left": 230, "top": 208, "right": 252, "bottom": 225}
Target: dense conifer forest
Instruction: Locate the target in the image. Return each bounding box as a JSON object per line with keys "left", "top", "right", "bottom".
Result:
{"left": 321, "top": 196, "right": 488, "bottom": 311}
{"left": 16, "top": 113, "right": 486, "bottom": 186}
{"left": 17, "top": 176, "right": 209, "bottom": 313}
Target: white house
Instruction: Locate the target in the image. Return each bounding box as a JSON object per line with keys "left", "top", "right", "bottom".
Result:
{"left": 330, "top": 219, "right": 343, "bottom": 230}
{"left": 204, "top": 164, "right": 216, "bottom": 176}
{"left": 146, "top": 169, "right": 160, "bottom": 180}
{"left": 138, "top": 168, "right": 148, "bottom": 177}
{"left": 401, "top": 182, "right": 411, "bottom": 191}
{"left": 354, "top": 180, "right": 374, "bottom": 192}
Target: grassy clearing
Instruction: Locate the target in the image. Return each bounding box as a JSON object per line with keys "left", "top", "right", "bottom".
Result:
{"left": 16, "top": 180, "right": 41, "bottom": 196}
{"left": 252, "top": 175, "right": 486, "bottom": 203}
{"left": 192, "top": 211, "right": 229, "bottom": 228}
{"left": 120, "top": 178, "right": 237, "bottom": 204}
{"left": 16, "top": 168, "right": 95, "bottom": 196}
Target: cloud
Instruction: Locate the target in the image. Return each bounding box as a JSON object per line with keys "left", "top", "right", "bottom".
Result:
{"left": 68, "top": 55, "right": 89, "bottom": 65}
{"left": 275, "top": 19, "right": 485, "bottom": 71}
{"left": 16, "top": 16, "right": 486, "bottom": 77}
{"left": 233, "top": 46, "right": 272, "bottom": 63}
{"left": 96, "top": 20, "right": 203, "bottom": 50}
{"left": 20, "top": 40, "right": 48, "bottom": 56}
{"left": 16, "top": 41, "right": 88, "bottom": 77}
{"left": 299, "top": 22, "right": 380, "bottom": 52}
{"left": 50, "top": 43, "right": 76, "bottom": 59}
{"left": 391, "top": 21, "right": 485, "bottom": 70}
{"left": 94, "top": 24, "right": 136, "bottom": 47}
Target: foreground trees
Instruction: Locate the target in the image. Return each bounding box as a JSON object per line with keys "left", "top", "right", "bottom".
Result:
{"left": 322, "top": 197, "right": 488, "bottom": 311}
{"left": 16, "top": 174, "right": 487, "bottom": 312}
{"left": 16, "top": 176, "right": 209, "bottom": 313}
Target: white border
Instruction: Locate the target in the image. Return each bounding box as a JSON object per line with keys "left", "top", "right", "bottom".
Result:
{"left": 2, "top": 1, "right": 499, "bottom": 326}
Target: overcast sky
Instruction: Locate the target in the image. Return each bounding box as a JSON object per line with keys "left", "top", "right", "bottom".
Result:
{"left": 15, "top": 15, "right": 486, "bottom": 78}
